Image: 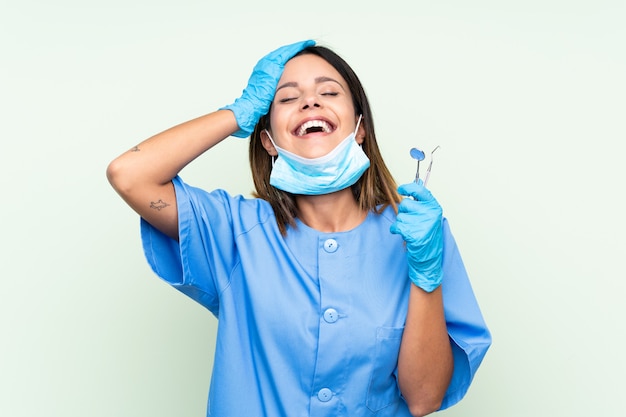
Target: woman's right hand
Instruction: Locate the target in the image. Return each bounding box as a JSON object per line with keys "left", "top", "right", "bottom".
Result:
{"left": 221, "top": 39, "right": 315, "bottom": 138}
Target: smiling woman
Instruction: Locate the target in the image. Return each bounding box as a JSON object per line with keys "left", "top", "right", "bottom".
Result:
{"left": 265, "top": 55, "right": 359, "bottom": 157}
{"left": 251, "top": 47, "right": 397, "bottom": 233}
{"left": 106, "top": 40, "right": 491, "bottom": 417}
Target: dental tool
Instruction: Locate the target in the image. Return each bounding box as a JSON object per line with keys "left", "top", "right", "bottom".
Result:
{"left": 423, "top": 146, "right": 440, "bottom": 187}
{"left": 410, "top": 146, "right": 440, "bottom": 186}
{"left": 409, "top": 147, "right": 425, "bottom": 183}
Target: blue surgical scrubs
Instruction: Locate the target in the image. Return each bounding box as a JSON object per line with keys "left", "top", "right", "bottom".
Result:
{"left": 141, "top": 176, "right": 491, "bottom": 417}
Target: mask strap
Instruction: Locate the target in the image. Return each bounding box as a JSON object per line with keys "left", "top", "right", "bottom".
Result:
{"left": 355, "top": 114, "right": 363, "bottom": 135}
{"left": 264, "top": 129, "right": 277, "bottom": 147}
{"left": 266, "top": 117, "right": 361, "bottom": 142}
{"left": 264, "top": 129, "right": 278, "bottom": 166}
{"left": 266, "top": 117, "right": 363, "bottom": 155}
{"left": 355, "top": 114, "right": 363, "bottom": 147}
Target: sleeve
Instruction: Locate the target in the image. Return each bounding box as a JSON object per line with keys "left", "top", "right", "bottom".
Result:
{"left": 438, "top": 218, "right": 492, "bottom": 410}
{"left": 140, "top": 176, "right": 240, "bottom": 317}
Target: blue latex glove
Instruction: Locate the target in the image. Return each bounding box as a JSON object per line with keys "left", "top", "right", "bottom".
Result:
{"left": 221, "top": 40, "right": 316, "bottom": 138}
{"left": 390, "top": 181, "right": 444, "bottom": 292}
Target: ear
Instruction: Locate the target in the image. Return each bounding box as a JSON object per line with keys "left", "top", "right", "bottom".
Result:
{"left": 355, "top": 119, "right": 366, "bottom": 145}
{"left": 260, "top": 129, "right": 278, "bottom": 156}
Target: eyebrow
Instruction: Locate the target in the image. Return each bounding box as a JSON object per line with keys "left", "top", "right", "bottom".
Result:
{"left": 276, "top": 76, "right": 345, "bottom": 92}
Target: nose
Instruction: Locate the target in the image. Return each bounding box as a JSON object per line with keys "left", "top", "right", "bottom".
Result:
{"left": 301, "top": 94, "right": 321, "bottom": 110}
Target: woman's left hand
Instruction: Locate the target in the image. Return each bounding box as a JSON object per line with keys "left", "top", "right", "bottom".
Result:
{"left": 390, "top": 181, "right": 444, "bottom": 292}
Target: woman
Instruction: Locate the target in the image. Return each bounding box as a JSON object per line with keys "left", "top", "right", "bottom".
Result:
{"left": 107, "top": 40, "right": 491, "bottom": 417}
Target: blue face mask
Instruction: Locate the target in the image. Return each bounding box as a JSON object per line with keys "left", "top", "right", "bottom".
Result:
{"left": 266, "top": 115, "right": 370, "bottom": 195}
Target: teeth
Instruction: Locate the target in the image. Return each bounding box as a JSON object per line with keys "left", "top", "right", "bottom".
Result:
{"left": 296, "top": 120, "right": 332, "bottom": 136}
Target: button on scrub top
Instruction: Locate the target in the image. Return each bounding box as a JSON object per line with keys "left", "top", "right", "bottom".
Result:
{"left": 141, "top": 176, "right": 491, "bottom": 417}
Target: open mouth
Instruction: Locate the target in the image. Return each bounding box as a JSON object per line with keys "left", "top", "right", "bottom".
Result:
{"left": 294, "top": 119, "right": 335, "bottom": 137}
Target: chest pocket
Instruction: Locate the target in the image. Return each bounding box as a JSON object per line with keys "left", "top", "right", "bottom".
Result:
{"left": 366, "top": 326, "right": 404, "bottom": 412}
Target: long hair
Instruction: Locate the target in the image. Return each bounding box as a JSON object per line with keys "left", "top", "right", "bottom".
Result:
{"left": 249, "top": 46, "right": 400, "bottom": 235}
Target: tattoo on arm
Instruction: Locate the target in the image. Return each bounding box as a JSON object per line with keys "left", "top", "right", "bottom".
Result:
{"left": 150, "top": 199, "right": 170, "bottom": 211}
{"left": 131, "top": 146, "right": 140, "bottom": 152}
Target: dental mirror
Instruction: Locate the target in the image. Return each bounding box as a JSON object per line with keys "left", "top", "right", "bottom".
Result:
{"left": 410, "top": 147, "right": 425, "bottom": 182}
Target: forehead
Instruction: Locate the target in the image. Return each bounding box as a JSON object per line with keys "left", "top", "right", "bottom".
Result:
{"left": 279, "top": 53, "right": 347, "bottom": 86}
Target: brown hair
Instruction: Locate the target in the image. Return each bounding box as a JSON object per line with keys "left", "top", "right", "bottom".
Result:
{"left": 249, "top": 45, "right": 400, "bottom": 235}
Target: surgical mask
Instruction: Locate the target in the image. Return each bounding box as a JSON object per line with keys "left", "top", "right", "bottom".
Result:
{"left": 265, "top": 115, "right": 370, "bottom": 195}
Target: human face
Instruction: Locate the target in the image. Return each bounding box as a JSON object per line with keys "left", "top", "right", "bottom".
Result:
{"left": 263, "top": 53, "right": 362, "bottom": 159}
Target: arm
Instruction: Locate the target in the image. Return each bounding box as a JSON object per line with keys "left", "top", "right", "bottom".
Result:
{"left": 106, "top": 40, "right": 315, "bottom": 239}
{"left": 390, "top": 181, "right": 451, "bottom": 416}
{"left": 397, "top": 285, "right": 453, "bottom": 417}
{"left": 106, "top": 111, "right": 238, "bottom": 239}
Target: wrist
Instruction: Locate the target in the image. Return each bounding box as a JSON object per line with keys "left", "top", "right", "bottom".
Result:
{"left": 408, "top": 258, "right": 443, "bottom": 293}
{"left": 219, "top": 98, "right": 257, "bottom": 138}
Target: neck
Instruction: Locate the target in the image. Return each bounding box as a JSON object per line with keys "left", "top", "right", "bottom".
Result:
{"left": 295, "top": 188, "right": 367, "bottom": 233}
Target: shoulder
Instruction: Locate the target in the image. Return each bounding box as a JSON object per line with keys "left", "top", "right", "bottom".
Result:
{"left": 172, "top": 177, "right": 276, "bottom": 232}
{"left": 376, "top": 204, "right": 399, "bottom": 226}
